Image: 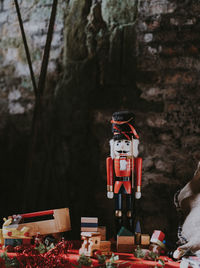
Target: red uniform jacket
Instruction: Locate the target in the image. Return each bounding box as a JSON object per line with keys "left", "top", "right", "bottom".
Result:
{"left": 106, "top": 156, "right": 142, "bottom": 194}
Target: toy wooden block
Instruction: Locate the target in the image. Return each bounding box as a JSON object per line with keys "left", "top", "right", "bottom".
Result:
{"left": 1, "top": 208, "right": 71, "bottom": 248}
{"left": 150, "top": 230, "right": 166, "bottom": 249}
{"left": 117, "top": 227, "right": 135, "bottom": 253}
{"left": 151, "top": 230, "right": 165, "bottom": 243}
{"left": 54, "top": 208, "right": 71, "bottom": 231}
{"left": 79, "top": 232, "right": 112, "bottom": 256}
{"left": 100, "top": 240, "right": 111, "bottom": 252}
{"left": 98, "top": 226, "right": 106, "bottom": 240}
{"left": 81, "top": 217, "right": 98, "bottom": 232}
{"left": 3, "top": 225, "right": 31, "bottom": 240}
{"left": 0, "top": 229, "right": 4, "bottom": 245}
{"left": 79, "top": 232, "right": 101, "bottom": 257}
{"left": 141, "top": 234, "right": 150, "bottom": 246}
{"left": 18, "top": 208, "right": 71, "bottom": 236}
{"left": 117, "top": 236, "right": 135, "bottom": 252}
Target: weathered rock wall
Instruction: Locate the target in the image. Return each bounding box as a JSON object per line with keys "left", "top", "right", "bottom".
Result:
{"left": 0, "top": 0, "right": 65, "bottom": 217}
{"left": 56, "top": 0, "right": 200, "bottom": 240}
{"left": 0, "top": 0, "right": 65, "bottom": 112}
{"left": 135, "top": 0, "right": 200, "bottom": 239}
{"left": 0, "top": 0, "right": 200, "bottom": 243}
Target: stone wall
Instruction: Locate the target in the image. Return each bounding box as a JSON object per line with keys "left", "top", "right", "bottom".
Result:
{"left": 0, "top": 0, "right": 65, "bottom": 217}
{"left": 57, "top": 0, "right": 200, "bottom": 241}
{"left": 0, "top": 0, "right": 65, "bottom": 114}
{"left": 136, "top": 0, "right": 200, "bottom": 240}
{"left": 0, "top": 0, "right": 200, "bottom": 244}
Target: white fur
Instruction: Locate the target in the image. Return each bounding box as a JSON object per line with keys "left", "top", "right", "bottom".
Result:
{"left": 176, "top": 161, "right": 200, "bottom": 255}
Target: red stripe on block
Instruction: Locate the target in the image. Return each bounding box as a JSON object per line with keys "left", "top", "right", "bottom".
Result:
{"left": 20, "top": 209, "right": 54, "bottom": 218}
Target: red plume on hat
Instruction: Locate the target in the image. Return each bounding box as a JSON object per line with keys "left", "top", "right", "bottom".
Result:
{"left": 111, "top": 111, "right": 139, "bottom": 140}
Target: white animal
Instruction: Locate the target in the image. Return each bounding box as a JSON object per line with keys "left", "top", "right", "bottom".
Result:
{"left": 174, "top": 162, "right": 200, "bottom": 259}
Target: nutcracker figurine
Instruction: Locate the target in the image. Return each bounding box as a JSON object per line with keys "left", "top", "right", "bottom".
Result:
{"left": 106, "top": 111, "right": 142, "bottom": 232}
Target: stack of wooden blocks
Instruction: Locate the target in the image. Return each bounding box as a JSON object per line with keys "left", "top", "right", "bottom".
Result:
{"left": 79, "top": 217, "right": 111, "bottom": 256}
{"left": 80, "top": 217, "right": 107, "bottom": 240}
{"left": 81, "top": 217, "right": 98, "bottom": 233}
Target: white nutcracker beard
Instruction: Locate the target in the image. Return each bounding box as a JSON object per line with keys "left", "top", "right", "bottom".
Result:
{"left": 120, "top": 159, "right": 127, "bottom": 170}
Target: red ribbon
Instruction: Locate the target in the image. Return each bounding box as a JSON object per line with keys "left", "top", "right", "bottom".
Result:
{"left": 111, "top": 119, "right": 139, "bottom": 139}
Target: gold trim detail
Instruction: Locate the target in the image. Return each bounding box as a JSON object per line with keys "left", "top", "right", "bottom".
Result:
{"left": 137, "top": 186, "right": 141, "bottom": 192}
{"left": 115, "top": 210, "right": 122, "bottom": 217}
{"left": 107, "top": 185, "right": 113, "bottom": 192}
{"left": 127, "top": 211, "right": 132, "bottom": 218}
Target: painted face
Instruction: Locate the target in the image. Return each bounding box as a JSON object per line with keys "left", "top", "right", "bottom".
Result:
{"left": 114, "top": 139, "right": 132, "bottom": 157}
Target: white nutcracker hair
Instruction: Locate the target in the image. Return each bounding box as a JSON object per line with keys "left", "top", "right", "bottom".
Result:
{"left": 132, "top": 138, "right": 139, "bottom": 158}
{"left": 109, "top": 139, "right": 115, "bottom": 159}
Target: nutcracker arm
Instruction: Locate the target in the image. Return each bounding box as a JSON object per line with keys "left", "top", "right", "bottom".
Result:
{"left": 106, "top": 157, "right": 114, "bottom": 199}
{"left": 135, "top": 157, "right": 142, "bottom": 199}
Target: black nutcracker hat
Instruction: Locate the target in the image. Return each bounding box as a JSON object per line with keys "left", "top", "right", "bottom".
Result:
{"left": 111, "top": 111, "right": 139, "bottom": 140}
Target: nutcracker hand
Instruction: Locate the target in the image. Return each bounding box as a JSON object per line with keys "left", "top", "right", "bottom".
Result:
{"left": 107, "top": 191, "right": 114, "bottom": 199}
{"left": 135, "top": 192, "right": 141, "bottom": 199}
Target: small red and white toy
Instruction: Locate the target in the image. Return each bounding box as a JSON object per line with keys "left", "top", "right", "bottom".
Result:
{"left": 150, "top": 230, "right": 165, "bottom": 247}
{"left": 149, "top": 230, "right": 166, "bottom": 254}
